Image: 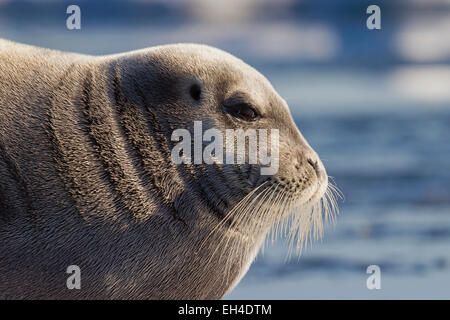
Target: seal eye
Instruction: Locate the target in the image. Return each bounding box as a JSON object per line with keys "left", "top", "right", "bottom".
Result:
{"left": 224, "top": 103, "right": 259, "bottom": 122}
{"left": 189, "top": 84, "right": 201, "bottom": 101}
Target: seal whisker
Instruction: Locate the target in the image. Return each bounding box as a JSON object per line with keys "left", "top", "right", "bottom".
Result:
{"left": 228, "top": 183, "right": 275, "bottom": 231}
{"left": 201, "top": 183, "right": 275, "bottom": 274}
{"left": 239, "top": 184, "right": 281, "bottom": 233}
{"left": 264, "top": 186, "right": 288, "bottom": 240}
{"left": 268, "top": 188, "right": 291, "bottom": 244}
{"left": 198, "top": 180, "right": 269, "bottom": 253}
{"left": 215, "top": 185, "right": 282, "bottom": 277}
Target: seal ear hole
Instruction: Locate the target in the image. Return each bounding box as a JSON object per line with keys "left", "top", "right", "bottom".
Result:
{"left": 189, "top": 84, "right": 202, "bottom": 101}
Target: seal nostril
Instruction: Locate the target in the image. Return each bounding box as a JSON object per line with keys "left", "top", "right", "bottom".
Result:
{"left": 307, "top": 158, "right": 322, "bottom": 179}
{"left": 307, "top": 158, "right": 317, "bottom": 170}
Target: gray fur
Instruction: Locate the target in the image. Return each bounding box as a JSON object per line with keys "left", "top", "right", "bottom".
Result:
{"left": 0, "top": 39, "right": 328, "bottom": 299}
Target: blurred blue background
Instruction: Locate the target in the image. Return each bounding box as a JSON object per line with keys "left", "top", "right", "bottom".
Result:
{"left": 1, "top": 0, "right": 449, "bottom": 299}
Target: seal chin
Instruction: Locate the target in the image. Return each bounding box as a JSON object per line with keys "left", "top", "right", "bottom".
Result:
{"left": 307, "top": 176, "right": 328, "bottom": 205}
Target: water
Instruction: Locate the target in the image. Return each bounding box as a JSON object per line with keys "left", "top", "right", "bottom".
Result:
{"left": 227, "top": 111, "right": 450, "bottom": 299}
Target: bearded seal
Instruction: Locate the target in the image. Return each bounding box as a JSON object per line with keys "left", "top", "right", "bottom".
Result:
{"left": 0, "top": 39, "right": 339, "bottom": 299}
